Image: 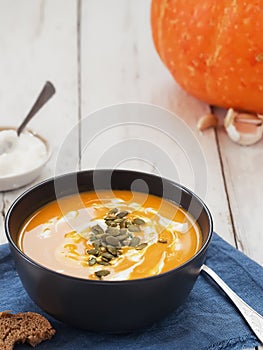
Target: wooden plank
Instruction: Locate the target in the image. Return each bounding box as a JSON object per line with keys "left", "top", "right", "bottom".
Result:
{"left": 0, "top": 0, "right": 79, "bottom": 243}
{"left": 216, "top": 112, "right": 263, "bottom": 265}
{"left": 80, "top": 0, "right": 234, "bottom": 244}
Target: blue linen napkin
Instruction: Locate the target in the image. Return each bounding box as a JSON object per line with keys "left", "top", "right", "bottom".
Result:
{"left": 0, "top": 233, "right": 262, "bottom": 350}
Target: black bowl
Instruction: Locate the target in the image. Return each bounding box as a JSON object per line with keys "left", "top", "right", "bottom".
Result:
{"left": 5, "top": 170, "right": 213, "bottom": 332}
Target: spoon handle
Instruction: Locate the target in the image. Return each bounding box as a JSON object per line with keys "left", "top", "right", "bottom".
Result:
{"left": 202, "top": 264, "right": 263, "bottom": 344}
{"left": 17, "top": 81, "right": 56, "bottom": 136}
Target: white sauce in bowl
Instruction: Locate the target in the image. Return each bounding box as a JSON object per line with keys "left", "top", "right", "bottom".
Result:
{"left": 0, "top": 129, "right": 48, "bottom": 178}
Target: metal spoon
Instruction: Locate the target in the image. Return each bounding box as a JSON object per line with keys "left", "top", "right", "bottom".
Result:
{"left": 0, "top": 81, "right": 55, "bottom": 155}
{"left": 202, "top": 264, "right": 263, "bottom": 344}
{"left": 17, "top": 81, "right": 55, "bottom": 136}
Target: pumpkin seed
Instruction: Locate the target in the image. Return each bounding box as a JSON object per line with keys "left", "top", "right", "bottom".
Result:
{"left": 100, "top": 246, "right": 107, "bottom": 253}
{"left": 106, "top": 227, "right": 120, "bottom": 236}
{"left": 117, "top": 233, "right": 129, "bottom": 241}
{"left": 89, "top": 235, "right": 97, "bottom": 242}
{"left": 133, "top": 218, "right": 145, "bottom": 225}
{"left": 119, "top": 221, "right": 125, "bottom": 228}
{"left": 106, "top": 236, "right": 120, "bottom": 246}
{"left": 119, "top": 228, "right": 128, "bottom": 234}
{"left": 108, "top": 208, "right": 118, "bottom": 215}
{"left": 106, "top": 246, "right": 118, "bottom": 256}
{"left": 158, "top": 238, "right": 168, "bottom": 244}
{"left": 125, "top": 220, "right": 131, "bottom": 228}
{"left": 86, "top": 248, "right": 100, "bottom": 256}
{"left": 114, "top": 218, "right": 124, "bottom": 224}
{"left": 88, "top": 257, "right": 97, "bottom": 266}
{"left": 91, "top": 224, "right": 104, "bottom": 234}
{"left": 95, "top": 270, "right": 110, "bottom": 279}
{"left": 97, "top": 260, "right": 111, "bottom": 266}
{"left": 93, "top": 241, "right": 101, "bottom": 249}
{"left": 99, "top": 234, "right": 107, "bottom": 242}
{"left": 122, "top": 239, "right": 130, "bottom": 246}
{"left": 102, "top": 256, "right": 110, "bottom": 262}
{"left": 130, "top": 236, "right": 141, "bottom": 247}
{"left": 136, "top": 243, "right": 148, "bottom": 250}
{"left": 128, "top": 224, "right": 141, "bottom": 232}
{"left": 117, "top": 211, "right": 129, "bottom": 218}
{"left": 101, "top": 252, "right": 115, "bottom": 260}
{"left": 95, "top": 233, "right": 104, "bottom": 239}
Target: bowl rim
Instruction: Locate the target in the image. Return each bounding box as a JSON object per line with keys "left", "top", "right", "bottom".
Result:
{"left": 0, "top": 126, "right": 51, "bottom": 181}
{"left": 5, "top": 169, "right": 213, "bottom": 285}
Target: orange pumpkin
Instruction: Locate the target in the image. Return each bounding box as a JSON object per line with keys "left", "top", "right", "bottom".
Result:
{"left": 151, "top": 0, "right": 263, "bottom": 113}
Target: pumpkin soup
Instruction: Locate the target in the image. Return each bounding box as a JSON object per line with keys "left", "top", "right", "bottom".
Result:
{"left": 18, "top": 190, "right": 202, "bottom": 281}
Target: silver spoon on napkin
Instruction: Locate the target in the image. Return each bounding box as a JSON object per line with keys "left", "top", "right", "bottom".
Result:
{"left": 202, "top": 264, "right": 263, "bottom": 344}
{"left": 0, "top": 81, "right": 55, "bottom": 155}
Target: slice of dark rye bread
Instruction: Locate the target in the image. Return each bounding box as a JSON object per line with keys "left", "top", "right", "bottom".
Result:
{"left": 0, "top": 311, "right": 55, "bottom": 350}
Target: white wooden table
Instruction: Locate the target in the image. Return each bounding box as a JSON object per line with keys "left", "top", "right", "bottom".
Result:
{"left": 0, "top": 1, "right": 262, "bottom": 349}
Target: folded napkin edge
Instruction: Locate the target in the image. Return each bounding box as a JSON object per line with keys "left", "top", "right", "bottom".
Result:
{"left": 203, "top": 333, "right": 259, "bottom": 350}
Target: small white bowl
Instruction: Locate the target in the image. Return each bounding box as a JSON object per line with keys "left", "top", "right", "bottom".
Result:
{"left": 0, "top": 127, "right": 51, "bottom": 191}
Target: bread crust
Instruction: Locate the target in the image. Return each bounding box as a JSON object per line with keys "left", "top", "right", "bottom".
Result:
{"left": 0, "top": 311, "right": 55, "bottom": 350}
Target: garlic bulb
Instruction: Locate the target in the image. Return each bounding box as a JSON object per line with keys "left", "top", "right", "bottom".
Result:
{"left": 224, "top": 108, "right": 263, "bottom": 146}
